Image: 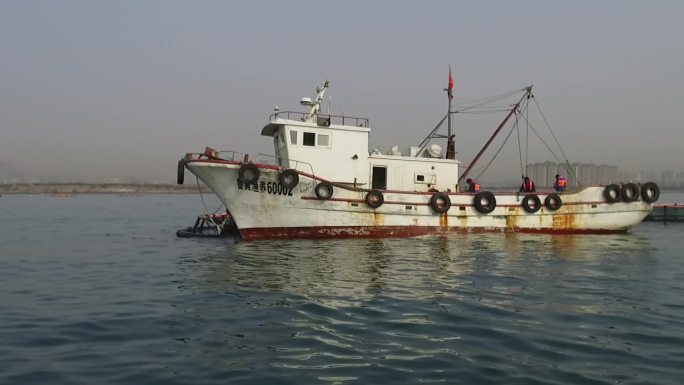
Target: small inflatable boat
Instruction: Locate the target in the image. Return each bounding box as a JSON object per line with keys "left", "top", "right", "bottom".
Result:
{"left": 176, "top": 212, "right": 236, "bottom": 238}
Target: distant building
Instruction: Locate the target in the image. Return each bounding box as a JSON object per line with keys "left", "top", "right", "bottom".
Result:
{"left": 676, "top": 172, "right": 684, "bottom": 189}
{"left": 580, "top": 164, "right": 597, "bottom": 185}
{"left": 608, "top": 166, "right": 618, "bottom": 184}
{"left": 639, "top": 171, "right": 656, "bottom": 184}
{"left": 568, "top": 162, "right": 582, "bottom": 187}
{"left": 543, "top": 161, "right": 556, "bottom": 189}
{"left": 525, "top": 161, "right": 624, "bottom": 187}
{"left": 534, "top": 163, "right": 546, "bottom": 186}
{"left": 661, "top": 170, "right": 674, "bottom": 188}
{"left": 597, "top": 164, "right": 609, "bottom": 185}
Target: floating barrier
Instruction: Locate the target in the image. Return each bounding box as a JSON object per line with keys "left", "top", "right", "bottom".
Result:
{"left": 644, "top": 203, "right": 684, "bottom": 223}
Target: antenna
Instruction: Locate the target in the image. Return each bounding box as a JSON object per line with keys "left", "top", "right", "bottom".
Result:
{"left": 303, "top": 80, "right": 329, "bottom": 122}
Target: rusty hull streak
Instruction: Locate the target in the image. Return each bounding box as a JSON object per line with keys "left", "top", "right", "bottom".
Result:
{"left": 238, "top": 225, "right": 627, "bottom": 240}
{"left": 457, "top": 213, "right": 468, "bottom": 227}
{"left": 439, "top": 213, "right": 448, "bottom": 227}
{"left": 372, "top": 210, "right": 384, "bottom": 226}
{"left": 552, "top": 212, "right": 577, "bottom": 230}
{"left": 505, "top": 206, "right": 520, "bottom": 230}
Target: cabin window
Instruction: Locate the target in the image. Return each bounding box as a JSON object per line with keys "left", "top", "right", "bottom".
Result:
{"left": 303, "top": 132, "right": 316, "bottom": 146}
{"left": 372, "top": 166, "right": 387, "bottom": 190}
{"left": 289, "top": 130, "right": 298, "bottom": 145}
{"left": 317, "top": 134, "right": 330, "bottom": 147}
{"left": 414, "top": 173, "right": 436, "bottom": 184}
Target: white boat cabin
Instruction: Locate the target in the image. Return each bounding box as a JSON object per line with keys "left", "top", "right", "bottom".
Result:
{"left": 260, "top": 81, "right": 461, "bottom": 192}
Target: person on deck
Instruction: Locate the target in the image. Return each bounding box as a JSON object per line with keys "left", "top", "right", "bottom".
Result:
{"left": 554, "top": 174, "right": 567, "bottom": 192}
{"left": 520, "top": 176, "right": 536, "bottom": 193}
{"left": 466, "top": 178, "right": 480, "bottom": 193}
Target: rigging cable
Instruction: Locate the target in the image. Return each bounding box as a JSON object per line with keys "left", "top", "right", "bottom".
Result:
{"left": 475, "top": 114, "right": 519, "bottom": 180}
{"left": 525, "top": 94, "right": 530, "bottom": 175}
{"left": 532, "top": 97, "right": 580, "bottom": 184}
{"left": 420, "top": 89, "right": 526, "bottom": 150}
{"left": 518, "top": 115, "right": 564, "bottom": 165}
{"left": 452, "top": 88, "right": 524, "bottom": 110}
{"left": 515, "top": 99, "right": 526, "bottom": 178}
{"left": 195, "top": 175, "right": 228, "bottom": 231}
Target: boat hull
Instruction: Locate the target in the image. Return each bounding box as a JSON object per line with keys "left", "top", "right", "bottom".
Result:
{"left": 186, "top": 160, "right": 652, "bottom": 240}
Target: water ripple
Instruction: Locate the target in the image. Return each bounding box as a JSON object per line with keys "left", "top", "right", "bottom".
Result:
{"left": 1, "top": 196, "right": 684, "bottom": 384}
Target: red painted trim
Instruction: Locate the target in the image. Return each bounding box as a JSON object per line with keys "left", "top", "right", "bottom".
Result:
{"left": 238, "top": 225, "right": 625, "bottom": 240}
{"left": 300, "top": 196, "right": 431, "bottom": 206}
{"left": 187, "top": 159, "right": 242, "bottom": 166}
{"left": 299, "top": 195, "right": 612, "bottom": 208}
{"left": 187, "top": 159, "right": 284, "bottom": 171}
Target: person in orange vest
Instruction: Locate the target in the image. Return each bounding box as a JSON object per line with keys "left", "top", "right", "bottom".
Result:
{"left": 466, "top": 178, "right": 480, "bottom": 193}
{"left": 520, "top": 176, "right": 536, "bottom": 193}
{"left": 554, "top": 174, "right": 567, "bottom": 192}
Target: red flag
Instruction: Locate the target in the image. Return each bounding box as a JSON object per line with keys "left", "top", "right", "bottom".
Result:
{"left": 448, "top": 65, "right": 454, "bottom": 100}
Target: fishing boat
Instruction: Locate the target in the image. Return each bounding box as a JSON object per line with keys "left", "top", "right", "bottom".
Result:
{"left": 178, "top": 79, "right": 660, "bottom": 240}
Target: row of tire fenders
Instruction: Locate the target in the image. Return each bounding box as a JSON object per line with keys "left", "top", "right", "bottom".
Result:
{"left": 237, "top": 164, "right": 660, "bottom": 215}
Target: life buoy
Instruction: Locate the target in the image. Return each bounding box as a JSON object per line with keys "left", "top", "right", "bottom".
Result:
{"left": 521, "top": 194, "right": 541, "bottom": 213}
{"left": 641, "top": 182, "right": 660, "bottom": 203}
{"left": 544, "top": 193, "right": 562, "bottom": 211}
{"left": 315, "top": 182, "right": 334, "bottom": 200}
{"left": 473, "top": 191, "right": 496, "bottom": 214}
{"left": 429, "top": 192, "right": 451, "bottom": 214}
{"left": 621, "top": 183, "right": 639, "bottom": 203}
{"left": 365, "top": 190, "right": 384, "bottom": 209}
{"left": 238, "top": 164, "right": 260, "bottom": 185}
{"left": 278, "top": 169, "right": 299, "bottom": 189}
{"left": 603, "top": 184, "right": 622, "bottom": 203}
{"left": 177, "top": 159, "right": 185, "bottom": 185}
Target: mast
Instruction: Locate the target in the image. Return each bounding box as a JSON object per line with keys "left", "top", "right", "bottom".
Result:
{"left": 303, "top": 80, "right": 329, "bottom": 122}
{"left": 446, "top": 65, "right": 456, "bottom": 159}
{"left": 417, "top": 67, "right": 456, "bottom": 157}
{"left": 447, "top": 65, "right": 453, "bottom": 139}
{"left": 457, "top": 86, "right": 532, "bottom": 184}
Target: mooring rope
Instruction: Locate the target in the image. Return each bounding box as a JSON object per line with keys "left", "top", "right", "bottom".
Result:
{"left": 195, "top": 175, "right": 226, "bottom": 232}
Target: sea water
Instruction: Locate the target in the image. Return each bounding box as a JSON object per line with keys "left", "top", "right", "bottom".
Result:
{"left": 1, "top": 194, "right": 683, "bottom": 385}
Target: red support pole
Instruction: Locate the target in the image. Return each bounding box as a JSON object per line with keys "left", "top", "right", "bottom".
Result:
{"left": 458, "top": 88, "right": 531, "bottom": 184}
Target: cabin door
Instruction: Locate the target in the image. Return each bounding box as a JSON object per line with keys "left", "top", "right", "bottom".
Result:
{"left": 371, "top": 166, "right": 387, "bottom": 190}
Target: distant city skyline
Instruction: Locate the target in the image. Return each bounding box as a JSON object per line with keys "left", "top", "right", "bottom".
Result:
{"left": 523, "top": 161, "right": 684, "bottom": 189}
{"left": 2, "top": 1, "right": 683, "bottom": 182}
{"left": 3, "top": 158, "right": 683, "bottom": 189}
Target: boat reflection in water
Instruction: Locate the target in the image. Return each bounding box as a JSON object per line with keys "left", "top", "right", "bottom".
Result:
{"left": 184, "top": 232, "right": 654, "bottom": 308}
{"left": 169, "top": 232, "right": 659, "bottom": 382}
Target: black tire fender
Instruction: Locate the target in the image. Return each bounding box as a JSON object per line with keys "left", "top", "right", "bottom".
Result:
{"left": 473, "top": 191, "right": 496, "bottom": 214}
{"left": 177, "top": 159, "right": 185, "bottom": 185}
{"left": 603, "top": 184, "right": 622, "bottom": 203}
{"left": 544, "top": 193, "right": 562, "bottom": 211}
{"left": 641, "top": 182, "right": 660, "bottom": 203}
{"left": 365, "top": 190, "right": 384, "bottom": 209}
{"left": 429, "top": 193, "right": 451, "bottom": 214}
{"left": 238, "top": 163, "right": 260, "bottom": 185}
{"left": 314, "top": 182, "right": 334, "bottom": 200}
{"left": 621, "top": 183, "right": 640, "bottom": 203}
{"left": 521, "top": 194, "right": 542, "bottom": 213}
{"left": 278, "top": 169, "right": 299, "bottom": 189}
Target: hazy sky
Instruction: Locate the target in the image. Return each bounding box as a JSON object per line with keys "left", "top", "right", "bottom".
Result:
{"left": 1, "top": 0, "right": 683, "bottom": 182}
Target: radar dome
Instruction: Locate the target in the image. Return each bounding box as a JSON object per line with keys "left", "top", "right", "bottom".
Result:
{"left": 428, "top": 144, "right": 443, "bottom": 158}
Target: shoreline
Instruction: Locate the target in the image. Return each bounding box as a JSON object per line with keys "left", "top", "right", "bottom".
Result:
{"left": 0, "top": 183, "right": 208, "bottom": 195}
{"left": 2, "top": 183, "right": 683, "bottom": 196}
